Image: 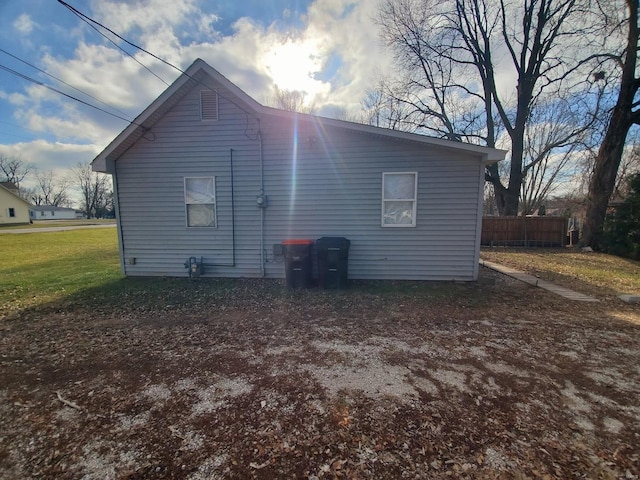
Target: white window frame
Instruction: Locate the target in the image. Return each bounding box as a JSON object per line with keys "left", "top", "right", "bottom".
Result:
{"left": 200, "top": 90, "right": 219, "bottom": 121}
{"left": 184, "top": 176, "right": 217, "bottom": 228}
{"left": 8, "top": 208, "right": 15, "bottom": 218}
{"left": 381, "top": 172, "right": 418, "bottom": 227}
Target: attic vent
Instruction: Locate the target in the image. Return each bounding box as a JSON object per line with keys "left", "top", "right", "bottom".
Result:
{"left": 200, "top": 90, "right": 218, "bottom": 121}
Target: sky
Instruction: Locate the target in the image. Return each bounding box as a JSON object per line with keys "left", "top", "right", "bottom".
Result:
{"left": 0, "top": 0, "right": 390, "bottom": 192}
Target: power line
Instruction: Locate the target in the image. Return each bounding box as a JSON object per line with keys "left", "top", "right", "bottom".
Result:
{"left": 56, "top": 0, "right": 262, "bottom": 139}
{"left": 0, "top": 63, "right": 148, "bottom": 128}
{"left": 56, "top": 4, "right": 170, "bottom": 87}
{"left": 0, "top": 47, "right": 131, "bottom": 118}
{"left": 0, "top": 120, "right": 42, "bottom": 142}
{"left": 57, "top": 0, "right": 186, "bottom": 76}
{"left": 0, "top": 130, "right": 41, "bottom": 142}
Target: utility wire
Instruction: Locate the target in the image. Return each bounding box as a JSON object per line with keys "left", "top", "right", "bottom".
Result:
{"left": 56, "top": 0, "right": 262, "bottom": 139}
{"left": 58, "top": 0, "right": 187, "bottom": 76}
{"left": 0, "top": 47, "right": 131, "bottom": 118}
{"left": 0, "top": 63, "right": 149, "bottom": 128}
{"left": 56, "top": 4, "right": 170, "bottom": 87}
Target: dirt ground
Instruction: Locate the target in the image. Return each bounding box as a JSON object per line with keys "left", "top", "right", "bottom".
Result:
{"left": 1, "top": 268, "right": 639, "bottom": 479}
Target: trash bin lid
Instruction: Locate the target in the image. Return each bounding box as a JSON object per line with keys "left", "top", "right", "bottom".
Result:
{"left": 317, "top": 237, "right": 350, "bottom": 247}
{"left": 282, "top": 239, "right": 313, "bottom": 245}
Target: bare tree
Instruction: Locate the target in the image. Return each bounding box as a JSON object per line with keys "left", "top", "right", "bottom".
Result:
{"left": 520, "top": 98, "right": 600, "bottom": 214}
{"left": 582, "top": 0, "right": 639, "bottom": 247}
{"left": 361, "top": 83, "right": 417, "bottom": 130}
{"left": 326, "top": 106, "right": 362, "bottom": 123}
{"left": 271, "top": 87, "right": 317, "bottom": 114}
{"left": 378, "top": 0, "right": 603, "bottom": 215}
{"left": 32, "top": 170, "right": 71, "bottom": 207}
{"left": 377, "top": 2, "right": 487, "bottom": 141}
{"left": 0, "top": 155, "right": 33, "bottom": 190}
{"left": 72, "top": 161, "right": 111, "bottom": 218}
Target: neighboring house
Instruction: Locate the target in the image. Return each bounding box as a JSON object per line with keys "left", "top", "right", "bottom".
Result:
{"left": 92, "top": 59, "right": 506, "bottom": 281}
{"left": 29, "top": 205, "right": 78, "bottom": 220}
{"left": 0, "top": 182, "right": 31, "bottom": 225}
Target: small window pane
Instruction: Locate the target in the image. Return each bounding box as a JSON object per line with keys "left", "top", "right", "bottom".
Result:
{"left": 185, "top": 177, "right": 215, "bottom": 204}
{"left": 384, "top": 174, "right": 415, "bottom": 200}
{"left": 187, "top": 204, "right": 216, "bottom": 227}
{"left": 383, "top": 201, "right": 414, "bottom": 225}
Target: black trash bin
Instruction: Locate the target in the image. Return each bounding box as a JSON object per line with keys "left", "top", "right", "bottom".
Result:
{"left": 282, "top": 239, "right": 313, "bottom": 288}
{"left": 316, "top": 237, "right": 350, "bottom": 289}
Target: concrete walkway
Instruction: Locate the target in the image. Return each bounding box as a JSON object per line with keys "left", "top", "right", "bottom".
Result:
{"left": 0, "top": 224, "right": 116, "bottom": 234}
{"left": 481, "top": 259, "right": 599, "bottom": 302}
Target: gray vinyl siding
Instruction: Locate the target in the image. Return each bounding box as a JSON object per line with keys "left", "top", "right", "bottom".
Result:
{"left": 260, "top": 117, "right": 483, "bottom": 281}
{"left": 115, "top": 80, "right": 263, "bottom": 277}
{"left": 113, "top": 80, "right": 486, "bottom": 280}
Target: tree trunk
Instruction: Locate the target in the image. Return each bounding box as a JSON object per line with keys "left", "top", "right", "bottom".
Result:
{"left": 582, "top": 113, "right": 631, "bottom": 248}
{"left": 581, "top": 0, "right": 638, "bottom": 248}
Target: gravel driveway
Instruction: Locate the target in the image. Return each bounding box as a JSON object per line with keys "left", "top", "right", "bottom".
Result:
{"left": 1, "top": 268, "right": 639, "bottom": 479}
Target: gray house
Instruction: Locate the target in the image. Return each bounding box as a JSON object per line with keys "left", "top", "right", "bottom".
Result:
{"left": 92, "top": 59, "right": 505, "bottom": 281}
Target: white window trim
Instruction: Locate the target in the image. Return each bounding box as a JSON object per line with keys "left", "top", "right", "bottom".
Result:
{"left": 184, "top": 176, "right": 217, "bottom": 228}
{"left": 200, "top": 90, "right": 219, "bottom": 121}
{"left": 381, "top": 172, "right": 418, "bottom": 227}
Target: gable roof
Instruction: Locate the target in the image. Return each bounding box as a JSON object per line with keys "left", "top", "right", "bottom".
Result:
{"left": 0, "top": 181, "right": 19, "bottom": 193}
{"left": 30, "top": 205, "right": 76, "bottom": 212}
{"left": 92, "top": 58, "right": 506, "bottom": 172}
{"left": 0, "top": 183, "right": 31, "bottom": 207}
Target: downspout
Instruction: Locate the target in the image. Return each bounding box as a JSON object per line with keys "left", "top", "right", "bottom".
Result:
{"left": 110, "top": 161, "right": 126, "bottom": 276}
{"left": 473, "top": 158, "right": 487, "bottom": 281}
{"left": 230, "top": 148, "right": 236, "bottom": 267}
{"left": 258, "top": 120, "right": 265, "bottom": 277}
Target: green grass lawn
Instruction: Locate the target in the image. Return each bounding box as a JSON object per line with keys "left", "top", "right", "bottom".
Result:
{"left": 0, "top": 229, "right": 120, "bottom": 316}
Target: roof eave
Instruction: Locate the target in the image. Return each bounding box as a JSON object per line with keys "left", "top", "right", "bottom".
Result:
{"left": 92, "top": 58, "right": 264, "bottom": 173}
{"left": 92, "top": 58, "right": 507, "bottom": 172}
{"left": 261, "top": 107, "right": 508, "bottom": 162}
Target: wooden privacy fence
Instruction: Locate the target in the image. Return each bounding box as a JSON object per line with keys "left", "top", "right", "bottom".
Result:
{"left": 481, "top": 216, "right": 568, "bottom": 247}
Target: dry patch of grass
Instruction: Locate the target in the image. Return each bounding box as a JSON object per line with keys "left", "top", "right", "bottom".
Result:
{"left": 481, "top": 247, "right": 640, "bottom": 300}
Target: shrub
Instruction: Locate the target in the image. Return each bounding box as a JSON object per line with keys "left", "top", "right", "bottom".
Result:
{"left": 602, "top": 173, "right": 640, "bottom": 260}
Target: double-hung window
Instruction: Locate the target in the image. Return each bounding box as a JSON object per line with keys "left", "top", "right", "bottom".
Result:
{"left": 185, "top": 177, "right": 216, "bottom": 227}
{"left": 382, "top": 172, "right": 418, "bottom": 227}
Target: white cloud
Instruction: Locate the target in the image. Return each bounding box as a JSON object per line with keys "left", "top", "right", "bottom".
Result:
{"left": 0, "top": 140, "right": 99, "bottom": 172}
{"left": 89, "top": 0, "right": 200, "bottom": 36}
{"left": 2, "top": 0, "right": 393, "bottom": 170}
{"left": 0, "top": 140, "right": 103, "bottom": 207}
{"left": 13, "top": 14, "right": 36, "bottom": 35}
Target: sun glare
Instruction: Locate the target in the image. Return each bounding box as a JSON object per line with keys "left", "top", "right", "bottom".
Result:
{"left": 264, "top": 38, "right": 329, "bottom": 99}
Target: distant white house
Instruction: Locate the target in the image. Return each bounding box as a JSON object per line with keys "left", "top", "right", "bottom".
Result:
{"left": 0, "top": 182, "right": 31, "bottom": 225}
{"left": 30, "top": 205, "right": 78, "bottom": 220}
